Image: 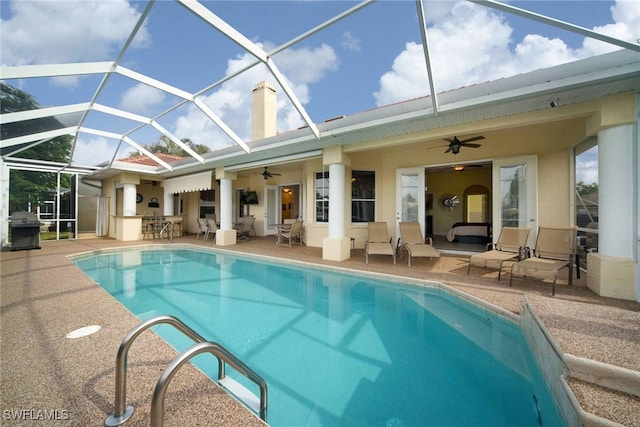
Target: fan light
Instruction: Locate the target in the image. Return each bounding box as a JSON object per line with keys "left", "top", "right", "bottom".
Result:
{"left": 450, "top": 141, "right": 461, "bottom": 154}
{"left": 454, "top": 165, "right": 465, "bottom": 171}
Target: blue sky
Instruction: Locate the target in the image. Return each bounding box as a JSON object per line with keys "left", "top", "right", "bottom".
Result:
{"left": 1, "top": 0, "right": 638, "bottom": 167}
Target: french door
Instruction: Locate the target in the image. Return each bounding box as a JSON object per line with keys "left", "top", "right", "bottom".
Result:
{"left": 395, "top": 168, "right": 425, "bottom": 240}
{"left": 264, "top": 185, "right": 278, "bottom": 235}
{"left": 492, "top": 156, "right": 538, "bottom": 246}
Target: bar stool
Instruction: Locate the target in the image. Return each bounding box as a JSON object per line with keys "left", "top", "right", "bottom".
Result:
{"left": 172, "top": 220, "right": 183, "bottom": 237}
{"left": 142, "top": 218, "right": 155, "bottom": 239}
{"left": 152, "top": 217, "right": 164, "bottom": 239}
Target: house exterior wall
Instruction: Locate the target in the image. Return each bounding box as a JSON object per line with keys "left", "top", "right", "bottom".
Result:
{"left": 538, "top": 151, "right": 571, "bottom": 227}
{"left": 94, "top": 90, "right": 637, "bottom": 300}
{"left": 300, "top": 111, "right": 582, "bottom": 247}
{"left": 183, "top": 191, "right": 200, "bottom": 234}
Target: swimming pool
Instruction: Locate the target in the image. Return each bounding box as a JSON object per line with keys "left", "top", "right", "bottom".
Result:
{"left": 73, "top": 246, "right": 564, "bottom": 426}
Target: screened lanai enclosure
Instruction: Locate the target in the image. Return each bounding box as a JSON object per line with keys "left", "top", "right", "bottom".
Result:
{"left": 1, "top": 0, "right": 638, "bottom": 250}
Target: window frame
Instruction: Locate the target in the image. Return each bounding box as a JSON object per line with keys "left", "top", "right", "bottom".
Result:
{"left": 573, "top": 138, "right": 599, "bottom": 268}
{"left": 351, "top": 170, "right": 376, "bottom": 223}
{"left": 315, "top": 170, "right": 329, "bottom": 223}
{"left": 199, "top": 189, "right": 216, "bottom": 218}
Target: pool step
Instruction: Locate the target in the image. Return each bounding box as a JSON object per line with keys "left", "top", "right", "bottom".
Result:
{"left": 219, "top": 377, "right": 261, "bottom": 414}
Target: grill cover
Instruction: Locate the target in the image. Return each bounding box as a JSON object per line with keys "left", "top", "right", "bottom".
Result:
{"left": 11, "top": 211, "right": 41, "bottom": 250}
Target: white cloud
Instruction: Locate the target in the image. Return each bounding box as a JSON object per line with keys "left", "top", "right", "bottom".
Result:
{"left": 374, "top": 0, "right": 640, "bottom": 107}
{"left": 581, "top": 0, "right": 640, "bottom": 55}
{"left": 1, "top": 0, "right": 149, "bottom": 67}
{"left": 375, "top": 1, "right": 517, "bottom": 106}
{"left": 341, "top": 31, "right": 362, "bottom": 52}
{"left": 119, "top": 83, "right": 166, "bottom": 115}
{"left": 173, "top": 42, "right": 338, "bottom": 149}
{"left": 513, "top": 35, "right": 576, "bottom": 69}
{"left": 73, "top": 136, "right": 122, "bottom": 166}
{"left": 374, "top": 43, "right": 429, "bottom": 107}
{"left": 271, "top": 44, "right": 338, "bottom": 85}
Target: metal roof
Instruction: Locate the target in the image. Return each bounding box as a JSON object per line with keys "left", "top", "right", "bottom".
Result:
{"left": 1, "top": 0, "right": 639, "bottom": 179}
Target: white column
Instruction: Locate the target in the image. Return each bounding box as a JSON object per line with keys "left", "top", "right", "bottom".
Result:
{"left": 323, "top": 162, "right": 350, "bottom": 261}
{"left": 587, "top": 123, "right": 637, "bottom": 301}
{"left": 0, "top": 159, "right": 9, "bottom": 246}
{"left": 122, "top": 183, "right": 137, "bottom": 216}
{"left": 220, "top": 178, "right": 233, "bottom": 230}
{"left": 163, "top": 188, "right": 174, "bottom": 216}
{"left": 328, "top": 163, "right": 345, "bottom": 238}
{"left": 598, "top": 124, "right": 635, "bottom": 258}
{"left": 215, "top": 168, "right": 237, "bottom": 246}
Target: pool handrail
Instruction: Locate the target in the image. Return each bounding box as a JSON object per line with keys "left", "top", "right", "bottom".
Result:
{"left": 104, "top": 314, "right": 267, "bottom": 426}
{"left": 159, "top": 221, "right": 173, "bottom": 243}
{"left": 151, "top": 341, "right": 268, "bottom": 426}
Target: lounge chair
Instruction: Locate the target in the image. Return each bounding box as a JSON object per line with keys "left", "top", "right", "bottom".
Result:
{"left": 365, "top": 222, "right": 396, "bottom": 265}
{"left": 509, "top": 226, "right": 578, "bottom": 295}
{"left": 277, "top": 220, "right": 303, "bottom": 247}
{"left": 467, "top": 227, "right": 531, "bottom": 280}
{"left": 397, "top": 222, "right": 440, "bottom": 267}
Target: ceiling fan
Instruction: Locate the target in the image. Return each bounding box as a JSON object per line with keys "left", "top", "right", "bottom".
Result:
{"left": 444, "top": 136, "right": 485, "bottom": 154}
{"left": 261, "top": 167, "right": 281, "bottom": 180}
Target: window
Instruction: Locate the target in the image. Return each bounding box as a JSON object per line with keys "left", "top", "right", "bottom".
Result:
{"left": 199, "top": 189, "right": 216, "bottom": 218}
{"left": 172, "top": 193, "right": 183, "bottom": 215}
{"left": 315, "top": 171, "right": 329, "bottom": 222}
{"left": 500, "top": 164, "right": 526, "bottom": 228}
{"left": 575, "top": 139, "right": 598, "bottom": 263}
{"left": 351, "top": 170, "right": 375, "bottom": 222}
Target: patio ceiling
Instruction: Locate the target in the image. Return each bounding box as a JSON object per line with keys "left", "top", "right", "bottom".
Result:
{"left": 1, "top": 0, "right": 639, "bottom": 179}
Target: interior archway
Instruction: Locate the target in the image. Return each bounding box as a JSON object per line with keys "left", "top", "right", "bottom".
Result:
{"left": 463, "top": 185, "right": 490, "bottom": 223}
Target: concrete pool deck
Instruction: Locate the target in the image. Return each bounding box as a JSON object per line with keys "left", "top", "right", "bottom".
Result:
{"left": 1, "top": 236, "right": 639, "bottom": 426}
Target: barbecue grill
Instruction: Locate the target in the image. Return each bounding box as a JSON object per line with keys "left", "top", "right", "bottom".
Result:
{"left": 11, "top": 211, "right": 41, "bottom": 251}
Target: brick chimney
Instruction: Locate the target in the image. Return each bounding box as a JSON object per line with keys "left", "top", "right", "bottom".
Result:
{"left": 251, "top": 81, "right": 277, "bottom": 140}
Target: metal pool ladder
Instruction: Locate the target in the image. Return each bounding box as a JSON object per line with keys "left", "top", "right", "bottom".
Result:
{"left": 105, "top": 315, "right": 268, "bottom": 427}
{"left": 158, "top": 221, "right": 173, "bottom": 243}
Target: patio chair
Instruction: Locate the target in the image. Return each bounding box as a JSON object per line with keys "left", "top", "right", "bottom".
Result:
{"left": 397, "top": 222, "right": 440, "bottom": 267}
{"left": 245, "top": 215, "right": 256, "bottom": 235}
{"left": 365, "top": 222, "right": 396, "bottom": 264}
{"left": 196, "top": 218, "right": 209, "bottom": 240}
{"left": 205, "top": 218, "right": 218, "bottom": 241}
{"left": 277, "top": 220, "right": 303, "bottom": 247}
{"left": 467, "top": 227, "right": 531, "bottom": 280}
{"left": 237, "top": 216, "right": 256, "bottom": 241}
{"left": 509, "top": 226, "right": 578, "bottom": 295}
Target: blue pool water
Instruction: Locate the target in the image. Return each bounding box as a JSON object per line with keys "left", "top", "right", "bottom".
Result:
{"left": 73, "top": 247, "right": 564, "bottom": 426}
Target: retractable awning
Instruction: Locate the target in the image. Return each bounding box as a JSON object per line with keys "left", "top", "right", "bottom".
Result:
{"left": 161, "top": 171, "right": 212, "bottom": 194}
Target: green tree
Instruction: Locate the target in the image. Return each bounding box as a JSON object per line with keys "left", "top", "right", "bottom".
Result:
{"left": 130, "top": 136, "right": 210, "bottom": 157}
{"left": 576, "top": 181, "right": 598, "bottom": 195}
{"left": 1, "top": 83, "right": 73, "bottom": 213}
